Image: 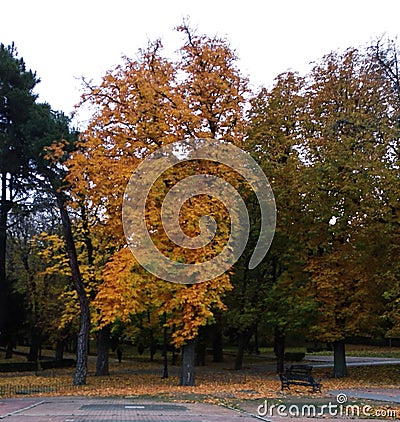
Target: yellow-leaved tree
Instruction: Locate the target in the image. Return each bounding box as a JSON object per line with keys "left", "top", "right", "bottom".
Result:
{"left": 68, "top": 24, "right": 249, "bottom": 385}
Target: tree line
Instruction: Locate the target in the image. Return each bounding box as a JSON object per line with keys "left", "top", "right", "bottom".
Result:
{"left": 0, "top": 27, "right": 399, "bottom": 386}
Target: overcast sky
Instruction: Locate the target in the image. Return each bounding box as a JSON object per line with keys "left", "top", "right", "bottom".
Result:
{"left": 2, "top": 0, "right": 399, "bottom": 126}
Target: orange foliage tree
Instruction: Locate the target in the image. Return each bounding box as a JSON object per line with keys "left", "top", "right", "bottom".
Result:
{"left": 68, "top": 24, "right": 249, "bottom": 385}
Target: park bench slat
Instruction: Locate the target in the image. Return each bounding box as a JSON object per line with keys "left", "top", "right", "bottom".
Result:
{"left": 279, "top": 364, "right": 322, "bottom": 393}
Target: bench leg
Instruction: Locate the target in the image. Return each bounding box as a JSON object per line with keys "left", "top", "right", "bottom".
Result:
{"left": 311, "top": 385, "right": 322, "bottom": 393}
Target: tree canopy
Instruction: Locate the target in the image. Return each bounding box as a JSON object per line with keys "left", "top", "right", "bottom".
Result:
{"left": 1, "top": 31, "right": 400, "bottom": 386}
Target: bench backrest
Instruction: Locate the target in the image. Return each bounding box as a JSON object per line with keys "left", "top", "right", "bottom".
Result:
{"left": 286, "top": 365, "right": 313, "bottom": 377}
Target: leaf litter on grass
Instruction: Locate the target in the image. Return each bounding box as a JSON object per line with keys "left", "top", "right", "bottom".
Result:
{"left": 0, "top": 360, "right": 399, "bottom": 405}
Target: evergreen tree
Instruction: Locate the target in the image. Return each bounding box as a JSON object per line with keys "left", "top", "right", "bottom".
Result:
{"left": 0, "top": 43, "right": 39, "bottom": 341}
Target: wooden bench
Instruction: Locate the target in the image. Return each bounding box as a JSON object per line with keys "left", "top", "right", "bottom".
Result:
{"left": 279, "top": 364, "right": 322, "bottom": 393}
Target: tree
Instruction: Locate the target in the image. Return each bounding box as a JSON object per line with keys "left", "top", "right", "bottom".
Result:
{"left": 244, "top": 73, "right": 314, "bottom": 373}
{"left": 0, "top": 44, "right": 90, "bottom": 380}
{"left": 370, "top": 38, "right": 400, "bottom": 339}
{"left": 300, "top": 48, "right": 396, "bottom": 377}
{"left": 245, "top": 46, "right": 399, "bottom": 378}
{"left": 9, "top": 210, "right": 49, "bottom": 361}
{"left": 31, "top": 229, "right": 77, "bottom": 358}
{"left": 28, "top": 106, "right": 91, "bottom": 386}
{"left": 70, "top": 24, "right": 249, "bottom": 386}
{"left": 0, "top": 43, "right": 39, "bottom": 341}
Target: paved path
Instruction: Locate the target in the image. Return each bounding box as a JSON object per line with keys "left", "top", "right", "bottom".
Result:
{"left": 0, "top": 396, "right": 263, "bottom": 421}
{"left": 305, "top": 355, "right": 400, "bottom": 368}
{"left": 328, "top": 388, "right": 400, "bottom": 403}
{"left": 1, "top": 392, "right": 400, "bottom": 422}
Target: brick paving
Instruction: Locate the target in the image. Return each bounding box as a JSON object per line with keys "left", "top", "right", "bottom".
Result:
{"left": 1, "top": 388, "right": 400, "bottom": 422}
{"left": 0, "top": 397, "right": 265, "bottom": 421}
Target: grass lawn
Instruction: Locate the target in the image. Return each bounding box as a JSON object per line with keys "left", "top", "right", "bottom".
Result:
{"left": 0, "top": 345, "right": 399, "bottom": 401}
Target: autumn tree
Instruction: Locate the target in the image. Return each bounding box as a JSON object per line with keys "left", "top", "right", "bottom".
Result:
{"left": 370, "top": 38, "right": 400, "bottom": 339}
{"left": 300, "top": 48, "right": 397, "bottom": 377}
{"left": 8, "top": 208, "right": 51, "bottom": 361}
{"left": 32, "top": 206, "right": 112, "bottom": 370}
{"left": 70, "top": 25, "right": 249, "bottom": 386}
{"left": 243, "top": 72, "right": 315, "bottom": 373}
{"left": 24, "top": 104, "right": 93, "bottom": 386}
{"left": 0, "top": 43, "right": 92, "bottom": 385}
{"left": 68, "top": 40, "right": 181, "bottom": 381}
{"left": 7, "top": 206, "right": 77, "bottom": 361}
{"left": 245, "top": 45, "right": 399, "bottom": 378}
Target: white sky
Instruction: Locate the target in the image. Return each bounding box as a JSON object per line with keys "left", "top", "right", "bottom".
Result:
{"left": 2, "top": 0, "right": 399, "bottom": 127}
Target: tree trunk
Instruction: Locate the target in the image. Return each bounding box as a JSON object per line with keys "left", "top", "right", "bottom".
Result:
{"left": 116, "top": 346, "right": 123, "bottom": 363}
{"left": 162, "top": 347, "right": 168, "bottom": 377}
{"left": 212, "top": 329, "right": 224, "bottom": 362}
{"left": 56, "top": 191, "right": 90, "bottom": 386}
{"left": 195, "top": 327, "right": 206, "bottom": 366}
{"left": 55, "top": 339, "right": 65, "bottom": 361}
{"left": 180, "top": 338, "right": 196, "bottom": 386}
{"left": 66, "top": 337, "right": 77, "bottom": 354}
{"left": 0, "top": 172, "right": 9, "bottom": 340}
{"left": 234, "top": 329, "right": 252, "bottom": 370}
{"left": 254, "top": 325, "right": 260, "bottom": 355}
{"left": 27, "top": 327, "right": 41, "bottom": 362}
{"left": 333, "top": 339, "right": 347, "bottom": 378}
{"left": 149, "top": 330, "right": 157, "bottom": 362}
{"left": 5, "top": 341, "right": 14, "bottom": 359}
{"left": 95, "top": 325, "right": 110, "bottom": 376}
{"left": 72, "top": 305, "right": 90, "bottom": 385}
{"left": 195, "top": 340, "right": 206, "bottom": 366}
{"left": 162, "top": 311, "right": 168, "bottom": 379}
{"left": 171, "top": 347, "right": 178, "bottom": 366}
{"left": 274, "top": 327, "right": 285, "bottom": 374}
